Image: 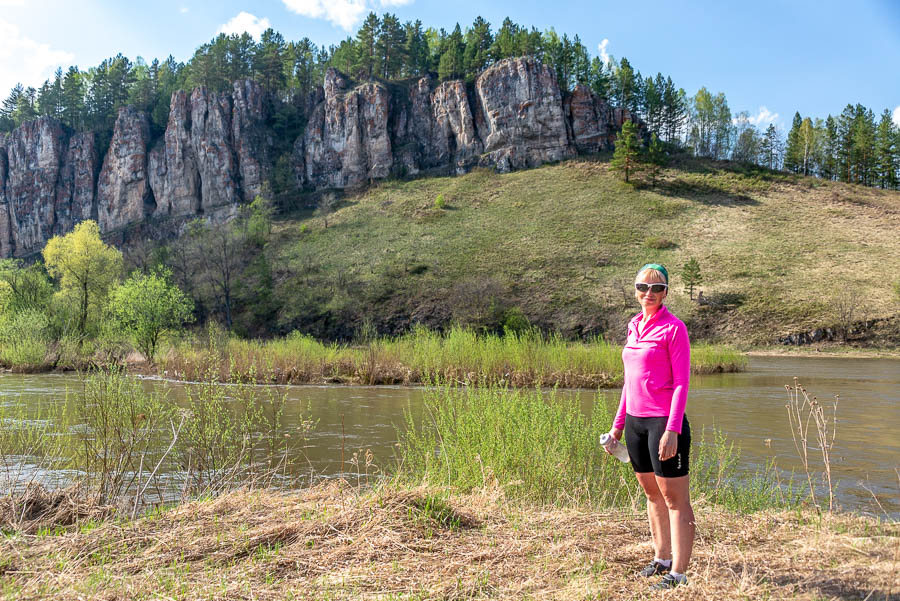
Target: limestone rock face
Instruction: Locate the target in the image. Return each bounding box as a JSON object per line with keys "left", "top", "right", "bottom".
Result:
{"left": 191, "top": 87, "right": 238, "bottom": 211}
{"left": 0, "top": 117, "right": 66, "bottom": 256}
{"left": 97, "top": 107, "right": 153, "bottom": 232}
{"left": 149, "top": 89, "right": 200, "bottom": 217}
{"left": 0, "top": 57, "right": 648, "bottom": 258}
{"left": 432, "top": 80, "right": 482, "bottom": 173}
{"left": 303, "top": 69, "right": 392, "bottom": 189}
{"left": 231, "top": 79, "right": 271, "bottom": 203}
{"left": 564, "top": 83, "right": 614, "bottom": 154}
{"left": 474, "top": 57, "right": 575, "bottom": 172}
{"left": 54, "top": 131, "right": 98, "bottom": 235}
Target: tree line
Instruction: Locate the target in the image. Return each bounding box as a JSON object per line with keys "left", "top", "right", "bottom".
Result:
{"left": 0, "top": 13, "right": 897, "bottom": 190}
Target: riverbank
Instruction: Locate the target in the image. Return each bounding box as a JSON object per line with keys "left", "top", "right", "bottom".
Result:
{"left": 748, "top": 345, "right": 900, "bottom": 359}
{"left": 156, "top": 326, "right": 747, "bottom": 388}
{"left": 1, "top": 483, "right": 896, "bottom": 600}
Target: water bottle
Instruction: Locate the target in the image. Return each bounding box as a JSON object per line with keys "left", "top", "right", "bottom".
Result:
{"left": 600, "top": 433, "right": 630, "bottom": 463}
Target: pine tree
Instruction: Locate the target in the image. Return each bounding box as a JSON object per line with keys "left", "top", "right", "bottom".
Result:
{"left": 759, "top": 124, "right": 783, "bottom": 170}
{"left": 255, "top": 29, "right": 287, "bottom": 91}
{"left": 836, "top": 104, "right": 855, "bottom": 182}
{"left": 661, "top": 77, "right": 687, "bottom": 143}
{"left": 377, "top": 13, "right": 406, "bottom": 79}
{"left": 822, "top": 115, "right": 839, "bottom": 180}
{"left": 489, "top": 18, "right": 519, "bottom": 61}
{"left": 611, "top": 57, "right": 636, "bottom": 111}
{"left": 682, "top": 258, "right": 702, "bottom": 301}
{"left": 438, "top": 24, "right": 465, "bottom": 81}
{"left": 355, "top": 12, "right": 380, "bottom": 79}
{"left": 463, "top": 16, "right": 492, "bottom": 79}
{"left": 587, "top": 57, "right": 609, "bottom": 99}
{"left": 611, "top": 120, "right": 641, "bottom": 183}
{"left": 875, "top": 109, "right": 898, "bottom": 189}
{"left": 645, "top": 132, "right": 667, "bottom": 186}
{"left": 783, "top": 112, "right": 802, "bottom": 172}
{"left": 642, "top": 74, "right": 663, "bottom": 133}
{"left": 403, "top": 20, "right": 429, "bottom": 77}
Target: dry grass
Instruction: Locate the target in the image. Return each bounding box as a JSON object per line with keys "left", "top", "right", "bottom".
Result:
{"left": 0, "top": 483, "right": 114, "bottom": 535}
{"left": 2, "top": 483, "right": 896, "bottom": 600}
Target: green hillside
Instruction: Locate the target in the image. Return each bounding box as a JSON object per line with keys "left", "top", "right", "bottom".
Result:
{"left": 240, "top": 154, "right": 900, "bottom": 346}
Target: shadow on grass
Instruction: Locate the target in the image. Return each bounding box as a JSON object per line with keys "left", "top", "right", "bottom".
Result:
{"left": 650, "top": 178, "right": 761, "bottom": 206}
{"left": 766, "top": 571, "right": 890, "bottom": 601}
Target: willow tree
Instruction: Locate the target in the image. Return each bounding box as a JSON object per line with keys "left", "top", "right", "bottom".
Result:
{"left": 43, "top": 220, "right": 123, "bottom": 337}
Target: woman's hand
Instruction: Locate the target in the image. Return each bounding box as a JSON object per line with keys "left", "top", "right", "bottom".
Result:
{"left": 604, "top": 428, "right": 624, "bottom": 455}
{"left": 658, "top": 430, "right": 678, "bottom": 461}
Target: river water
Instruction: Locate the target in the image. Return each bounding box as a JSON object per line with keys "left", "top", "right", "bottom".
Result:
{"left": 1, "top": 356, "right": 897, "bottom": 516}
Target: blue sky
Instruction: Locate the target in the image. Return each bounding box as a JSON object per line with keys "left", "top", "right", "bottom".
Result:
{"left": 2, "top": 0, "right": 899, "bottom": 130}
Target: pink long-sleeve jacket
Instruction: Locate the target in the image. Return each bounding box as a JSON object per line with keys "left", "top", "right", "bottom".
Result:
{"left": 612, "top": 305, "right": 691, "bottom": 434}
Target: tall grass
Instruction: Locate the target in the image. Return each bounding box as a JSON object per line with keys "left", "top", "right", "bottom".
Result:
{"left": 0, "top": 368, "right": 313, "bottom": 526}
{"left": 163, "top": 324, "right": 745, "bottom": 388}
{"left": 395, "top": 383, "right": 792, "bottom": 511}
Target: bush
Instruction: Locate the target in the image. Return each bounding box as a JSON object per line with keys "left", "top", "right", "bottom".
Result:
{"left": 109, "top": 269, "right": 194, "bottom": 362}
{"left": 0, "top": 308, "right": 50, "bottom": 367}
{"left": 643, "top": 236, "right": 677, "bottom": 249}
{"left": 501, "top": 307, "right": 531, "bottom": 334}
{"left": 434, "top": 194, "right": 446, "bottom": 209}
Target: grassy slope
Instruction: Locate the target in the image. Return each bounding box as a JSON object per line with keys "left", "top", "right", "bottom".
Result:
{"left": 267, "top": 155, "right": 900, "bottom": 345}
{"left": 3, "top": 485, "right": 896, "bottom": 600}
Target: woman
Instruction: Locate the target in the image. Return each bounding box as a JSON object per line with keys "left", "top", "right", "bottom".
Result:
{"left": 606, "top": 263, "right": 694, "bottom": 591}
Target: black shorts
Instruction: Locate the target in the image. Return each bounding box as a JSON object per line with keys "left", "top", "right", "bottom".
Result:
{"left": 624, "top": 414, "right": 691, "bottom": 478}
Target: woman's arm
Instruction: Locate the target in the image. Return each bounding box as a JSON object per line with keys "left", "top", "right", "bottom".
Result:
{"left": 613, "top": 386, "right": 627, "bottom": 432}
{"left": 665, "top": 322, "right": 691, "bottom": 434}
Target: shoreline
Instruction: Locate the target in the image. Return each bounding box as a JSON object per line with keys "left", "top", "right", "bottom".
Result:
{"left": 746, "top": 346, "right": 900, "bottom": 359}
{"left": 1, "top": 484, "right": 896, "bottom": 600}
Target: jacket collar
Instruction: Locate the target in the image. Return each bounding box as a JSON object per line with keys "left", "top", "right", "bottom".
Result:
{"left": 631, "top": 305, "right": 669, "bottom": 330}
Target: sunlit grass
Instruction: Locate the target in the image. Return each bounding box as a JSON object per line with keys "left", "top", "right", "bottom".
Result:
{"left": 163, "top": 325, "right": 745, "bottom": 388}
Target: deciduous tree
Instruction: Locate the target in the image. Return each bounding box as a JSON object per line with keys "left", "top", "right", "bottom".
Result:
{"left": 109, "top": 269, "right": 194, "bottom": 362}
{"left": 43, "top": 220, "right": 123, "bottom": 337}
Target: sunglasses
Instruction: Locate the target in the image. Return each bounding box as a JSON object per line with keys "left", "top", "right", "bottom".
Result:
{"left": 634, "top": 282, "right": 668, "bottom": 294}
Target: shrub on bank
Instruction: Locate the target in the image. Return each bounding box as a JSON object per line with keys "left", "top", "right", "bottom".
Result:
{"left": 0, "top": 308, "right": 51, "bottom": 368}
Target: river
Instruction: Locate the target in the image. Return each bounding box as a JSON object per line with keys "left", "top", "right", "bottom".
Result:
{"left": 1, "top": 356, "right": 897, "bottom": 516}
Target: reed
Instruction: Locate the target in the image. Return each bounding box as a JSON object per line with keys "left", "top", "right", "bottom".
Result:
{"left": 785, "top": 377, "right": 838, "bottom": 512}
{"left": 395, "top": 383, "right": 788, "bottom": 511}
{"left": 162, "top": 325, "right": 745, "bottom": 388}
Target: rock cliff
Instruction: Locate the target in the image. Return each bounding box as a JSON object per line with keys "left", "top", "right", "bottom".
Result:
{"left": 0, "top": 57, "right": 643, "bottom": 258}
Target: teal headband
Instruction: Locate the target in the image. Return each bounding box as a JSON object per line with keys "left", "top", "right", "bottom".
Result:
{"left": 638, "top": 263, "right": 669, "bottom": 284}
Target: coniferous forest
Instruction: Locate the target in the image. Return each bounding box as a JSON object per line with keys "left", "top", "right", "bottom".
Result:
{"left": 1, "top": 13, "right": 897, "bottom": 190}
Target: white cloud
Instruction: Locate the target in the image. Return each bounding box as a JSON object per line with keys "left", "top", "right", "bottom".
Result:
{"left": 746, "top": 106, "right": 779, "bottom": 126}
{"left": 217, "top": 11, "right": 272, "bottom": 40}
{"left": 597, "top": 39, "right": 610, "bottom": 65}
{"left": 893, "top": 105, "right": 900, "bottom": 128}
{"left": 180, "top": 6, "right": 189, "bottom": 13}
{"left": 282, "top": 0, "right": 400, "bottom": 31}
{"left": 0, "top": 19, "right": 73, "bottom": 96}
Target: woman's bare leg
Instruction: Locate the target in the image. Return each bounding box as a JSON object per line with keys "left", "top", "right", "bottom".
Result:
{"left": 635, "top": 472, "right": 671, "bottom": 560}
{"left": 656, "top": 474, "right": 694, "bottom": 573}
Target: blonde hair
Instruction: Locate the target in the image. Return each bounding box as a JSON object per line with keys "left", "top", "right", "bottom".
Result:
{"left": 636, "top": 268, "right": 667, "bottom": 283}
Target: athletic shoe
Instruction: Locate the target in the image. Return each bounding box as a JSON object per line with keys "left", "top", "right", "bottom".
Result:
{"left": 638, "top": 560, "right": 670, "bottom": 577}
{"left": 649, "top": 573, "right": 687, "bottom": 590}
